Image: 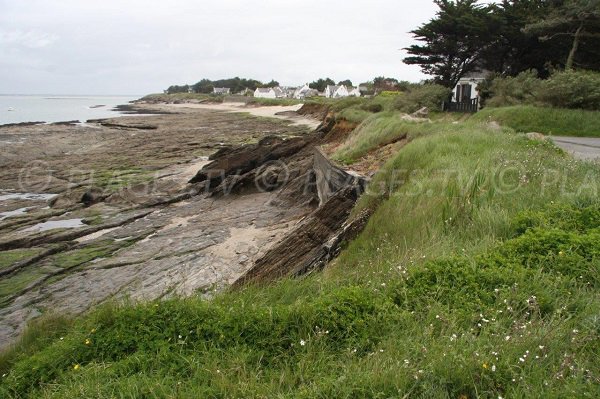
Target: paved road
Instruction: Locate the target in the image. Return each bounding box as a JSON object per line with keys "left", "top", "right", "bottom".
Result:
{"left": 551, "top": 136, "right": 600, "bottom": 161}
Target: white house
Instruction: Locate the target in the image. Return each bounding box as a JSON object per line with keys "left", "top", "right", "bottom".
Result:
{"left": 254, "top": 87, "right": 277, "bottom": 99}
{"left": 293, "top": 84, "right": 310, "bottom": 99}
{"left": 272, "top": 87, "right": 285, "bottom": 98}
{"left": 254, "top": 87, "right": 289, "bottom": 99}
{"left": 347, "top": 86, "right": 361, "bottom": 97}
{"left": 324, "top": 85, "right": 361, "bottom": 98}
{"left": 452, "top": 71, "right": 487, "bottom": 103}
{"left": 213, "top": 87, "right": 231, "bottom": 95}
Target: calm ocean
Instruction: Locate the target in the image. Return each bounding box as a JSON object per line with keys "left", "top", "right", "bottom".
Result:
{"left": 0, "top": 95, "right": 139, "bottom": 125}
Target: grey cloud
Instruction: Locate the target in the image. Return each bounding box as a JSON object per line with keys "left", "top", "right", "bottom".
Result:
{"left": 0, "top": 0, "right": 447, "bottom": 95}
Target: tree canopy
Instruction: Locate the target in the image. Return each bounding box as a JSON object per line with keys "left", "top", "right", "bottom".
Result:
{"left": 524, "top": 0, "right": 600, "bottom": 70}
{"left": 404, "top": 0, "right": 600, "bottom": 87}
{"left": 403, "top": 0, "right": 497, "bottom": 88}
{"left": 309, "top": 78, "right": 335, "bottom": 92}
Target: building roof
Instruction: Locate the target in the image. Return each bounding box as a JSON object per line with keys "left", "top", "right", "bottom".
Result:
{"left": 255, "top": 87, "right": 274, "bottom": 93}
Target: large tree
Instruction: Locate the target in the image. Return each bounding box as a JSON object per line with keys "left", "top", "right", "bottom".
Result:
{"left": 484, "top": 0, "right": 560, "bottom": 77}
{"left": 524, "top": 0, "right": 600, "bottom": 70}
{"left": 309, "top": 78, "right": 335, "bottom": 92}
{"left": 403, "top": 0, "right": 498, "bottom": 88}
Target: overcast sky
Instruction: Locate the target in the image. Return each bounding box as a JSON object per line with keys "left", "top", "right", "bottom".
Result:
{"left": 0, "top": 0, "right": 490, "bottom": 95}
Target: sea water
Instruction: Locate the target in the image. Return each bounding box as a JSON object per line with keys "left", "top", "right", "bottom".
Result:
{"left": 0, "top": 95, "right": 139, "bottom": 125}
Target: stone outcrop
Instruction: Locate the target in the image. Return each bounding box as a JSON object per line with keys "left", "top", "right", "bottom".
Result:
{"left": 233, "top": 148, "right": 369, "bottom": 286}
{"left": 189, "top": 135, "right": 314, "bottom": 188}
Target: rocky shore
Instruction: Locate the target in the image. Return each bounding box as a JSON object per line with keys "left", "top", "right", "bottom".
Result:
{"left": 0, "top": 101, "right": 366, "bottom": 348}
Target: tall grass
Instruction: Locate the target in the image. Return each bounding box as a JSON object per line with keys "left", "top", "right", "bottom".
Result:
{"left": 473, "top": 105, "right": 600, "bottom": 137}
{"left": 2, "top": 123, "right": 600, "bottom": 398}
{"left": 332, "top": 113, "right": 506, "bottom": 164}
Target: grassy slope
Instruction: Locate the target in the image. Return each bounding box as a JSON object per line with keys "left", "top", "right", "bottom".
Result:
{"left": 2, "top": 120, "right": 600, "bottom": 397}
{"left": 332, "top": 112, "right": 467, "bottom": 164}
{"left": 473, "top": 105, "right": 600, "bottom": 137}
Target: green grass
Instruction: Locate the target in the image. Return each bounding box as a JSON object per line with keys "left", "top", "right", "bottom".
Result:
{"left": 0, "top": 249, "right": 43, "bottom": 270}
{"left": 473, "top": 105, "right": 600, "bottom": 137}
{"left": 332, "top": 113, "right": 502, "bottom": 164}
{"left": 2, "top": 122, "right": 600, "bottom": 398}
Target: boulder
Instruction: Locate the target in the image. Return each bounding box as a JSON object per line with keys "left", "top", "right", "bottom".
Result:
{"left": 411, "top": 107, "right": 429, "bottom": 118}
{"left": 526, "top": 132, "right": 548, "bottom": 141}
{"left": 189, "top": 135, "right": 314, "bottom": 188}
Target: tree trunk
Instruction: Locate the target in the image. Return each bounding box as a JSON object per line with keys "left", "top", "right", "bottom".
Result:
{"left": 566, "top": 22, "right": 584, "bottom": 70}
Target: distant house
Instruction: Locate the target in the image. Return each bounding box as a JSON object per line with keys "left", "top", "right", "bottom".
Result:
{"left": 445, "top": 71, "right": 488, "bottom": 112}
{"left": 187, "top": 87, "right": 194, "bottom": 94}
{"left": 254, "top": 87, "right": 289, "bottom": 99}
{"left": 293, "top": 84, "right": 310, "bottom": 99}
{"left": 347, "top": 86, "right": 361, "bottom": 97}
{"left": 324, "top": 85, "right": 360, "bottom": 98}
{"left": 213, "top": 87, "right": 231, "bottom": 95}
{"left": 272, "top": 86, "right": 285, "bottom": 98}
{"left": 254, "top": 87, "right": 277, "bottom": 99}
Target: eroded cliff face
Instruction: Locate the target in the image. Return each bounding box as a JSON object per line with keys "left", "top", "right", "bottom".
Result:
{"left": 0, "top": 102, "right": 370, "bottom": 347}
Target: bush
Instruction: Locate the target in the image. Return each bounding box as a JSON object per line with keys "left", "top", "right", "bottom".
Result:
{"left": 362, "top": 103, "right": 384, "bottom": 113}
{"left": 537, "top": 70, "right": 600, "bottom": 110}
{"left": 485, "top": 70, "right": 542, "bottom": 107}
{"left": 393, "top": 84, "right": 451, "bottom": 113}
{"left": 484, "top": 70, "right": 600, "bottom": 110}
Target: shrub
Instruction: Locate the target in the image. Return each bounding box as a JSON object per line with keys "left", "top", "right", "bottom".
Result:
{"left": 537, "top": 70, "right": 600, "bottom": 110}
{"left": 362, "top": 103, "right": 383, "bottom": 113}
{"left": 393, "top": 84, "right": 451, "bottom": 113}
{"left": 485, "top": 70, "right": 542, "bottom": 107}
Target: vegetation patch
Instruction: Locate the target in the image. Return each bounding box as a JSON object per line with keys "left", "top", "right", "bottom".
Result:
{"left": 473, "top": 105, "right": 600, "bottom": 137}
{"left": 0, "top": 248, "right": 43, "bottom": 271}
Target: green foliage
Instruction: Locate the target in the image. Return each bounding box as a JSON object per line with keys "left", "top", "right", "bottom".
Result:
{"left": 393, "top": 84, "right": 451, "bottom": 113}
{"left": 524, "top": 0, "right": 600, "bottom": 70}
{"left": 404, "top": 0, "right": 599, "bottom": 87}
{"left": 485, "top": 70, "right": 600, "bottom": 110}
{"left": 473, "top": 105, "right": 600, "bottom": 136}
{"left": 330, "top": 96, "right": 398, "bottom": 124}
{"left": 190, "top": 77, "right": 265, "bottom": 94}
{"left": 537, "top": 70, "right": 600, "bottom": 110}
{"left": 309, "top": 78, "right": 335, "bottom": 92}
{"left": 484, "top": 70, "right": 542, "bottom": 107}
{"left": 403, "top": 0, "right": 500, "bottom": 87}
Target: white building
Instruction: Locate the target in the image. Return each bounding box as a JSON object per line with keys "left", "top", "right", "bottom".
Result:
{"left": 213, "top": 87, "right": 231, "bottom": 95}
{"left": 347, "top": 86, "right": 361, "bottom": 97}
{"left": 254, "top": 87, "right": 288, "bottom": 99}
{"left": 452, "top": 71, "right": 487, "bottom": 103}
{"left": 254, "top": 88, "right": 277, "bottom": 98}
{"left": 293, "top": 84, "right": 311, "bottom": 99}
{"left": 324, "top": 85, "right": 361, "bottom": 98}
